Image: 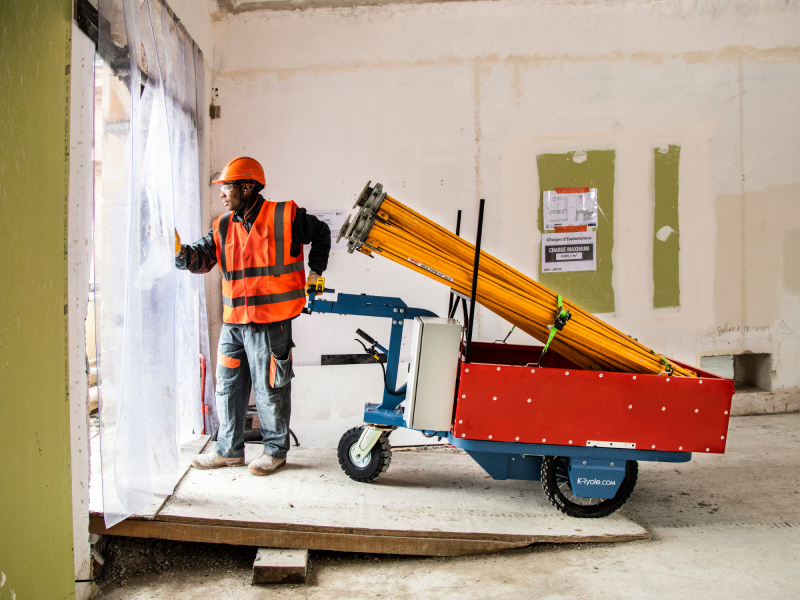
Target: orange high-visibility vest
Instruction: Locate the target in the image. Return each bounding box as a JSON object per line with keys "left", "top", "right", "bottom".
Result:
{"left": 212, "top": 200, "right": 306, "bottom": 324}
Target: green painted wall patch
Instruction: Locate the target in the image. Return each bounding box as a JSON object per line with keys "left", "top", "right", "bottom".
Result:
{"left": 653, "top": 145, "right": 681, "bottom": 309}
{"left": 537, "top": 150, "right": 616, "bottom": 314}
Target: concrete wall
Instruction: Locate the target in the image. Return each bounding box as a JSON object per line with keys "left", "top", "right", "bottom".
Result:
{"left": 0, "top": 0, "right": 75, "bottom": 598}
{"left": 206, "top": 2, "right": 800, "bottom": 411}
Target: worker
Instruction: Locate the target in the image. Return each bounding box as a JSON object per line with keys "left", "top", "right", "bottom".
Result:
{"left": 175, "top": 157, "right": 330, "bottom": 475}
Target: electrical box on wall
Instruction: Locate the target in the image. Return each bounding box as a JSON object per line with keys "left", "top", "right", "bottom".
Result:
{"left": 404, "top": 317, "right": 462, "bottom": 432}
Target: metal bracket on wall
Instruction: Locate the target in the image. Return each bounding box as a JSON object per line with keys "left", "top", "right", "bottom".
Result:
{"left": 76, "top": 0, "right": 99, "bottom": 46}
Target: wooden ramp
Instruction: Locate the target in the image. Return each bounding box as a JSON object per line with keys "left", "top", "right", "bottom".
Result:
{"left": 90, "top": 446, "right": 648, "bottom": 556}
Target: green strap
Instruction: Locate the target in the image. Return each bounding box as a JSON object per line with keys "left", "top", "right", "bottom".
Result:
{"left": 541, "top": 295, "right": 566, "bottom": 356}
{"left": 661, "top": 356, "right": 674, "bottom": 375}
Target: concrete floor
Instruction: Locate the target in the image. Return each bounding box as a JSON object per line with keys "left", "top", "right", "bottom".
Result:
{"left": 95, "top": 413, "right": 800, "bottom": 599}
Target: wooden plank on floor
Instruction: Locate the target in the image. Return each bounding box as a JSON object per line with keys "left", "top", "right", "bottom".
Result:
{"left": 252, "top": 548, "right": 308, "bottom": 584}
{"left": 146, "top": 513, "right": 646, "bottom": 545}
{"left": 88, "top": 514, "right": 534, "bottom": 556}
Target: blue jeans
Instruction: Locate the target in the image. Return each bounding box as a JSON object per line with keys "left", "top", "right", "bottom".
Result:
{"left": 213, "top": 321, "right": 294, "bottom": 459}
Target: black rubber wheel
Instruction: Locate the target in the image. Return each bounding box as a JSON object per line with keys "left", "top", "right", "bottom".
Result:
{"left": 541, "top": 456, "right": 638, "bottom": 518}
{"left": 337, "top": 426, "right": 392, "bottom": 483}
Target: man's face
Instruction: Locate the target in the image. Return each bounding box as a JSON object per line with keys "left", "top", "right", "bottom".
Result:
{"left": 220, "top": 182, "right": 242, "bottom": 212}
{"left": 220, "top": 182, "right": 254, "bottom": 212}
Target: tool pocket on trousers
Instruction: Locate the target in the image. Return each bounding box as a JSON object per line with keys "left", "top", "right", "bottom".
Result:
{"left": 269, "top": 348, "right": 294, "bottom": 389}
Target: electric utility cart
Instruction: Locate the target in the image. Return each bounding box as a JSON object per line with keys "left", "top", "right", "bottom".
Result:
{"left": 304, "top": 182, "right": 735, "bottom": 518}
{"left": 305, "top": 290, "right": 734, "bottom": 518}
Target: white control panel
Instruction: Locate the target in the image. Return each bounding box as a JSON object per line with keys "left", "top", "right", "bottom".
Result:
{"left": 404, "top": 317, "right": 463, "bottom": 431}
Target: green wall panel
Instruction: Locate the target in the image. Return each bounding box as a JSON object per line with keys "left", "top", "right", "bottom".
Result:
{"left": 653, "top": 145, "right": 681, "bottom": 308}
{"left": 537, "top": 150, "right": 616, "bottom": 314}
{"left": 0, "top": 1, "right": 75, "bottom": 598}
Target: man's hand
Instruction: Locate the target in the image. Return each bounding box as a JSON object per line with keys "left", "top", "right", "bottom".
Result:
{"left": 306, "top": 271, "right": 321, "bottom": 296}
{"left": 174, "top": 228, "right": 182, "bottom": 256}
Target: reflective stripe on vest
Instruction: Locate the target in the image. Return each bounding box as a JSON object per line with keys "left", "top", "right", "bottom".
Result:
{"left": 213, "top": 200, "right": 306, "bottom": 324}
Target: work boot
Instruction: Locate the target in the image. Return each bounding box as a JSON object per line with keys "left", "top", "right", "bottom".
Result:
{"left": 247, "top": 453, "right": 286, "bottom": 476}
{"left": 191, "top": 452, "right": 244, "bottom": 470}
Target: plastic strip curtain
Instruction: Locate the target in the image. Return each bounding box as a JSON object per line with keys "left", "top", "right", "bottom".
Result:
{"left": 95, "top": 0, "right": 211, "bottom": 527}
{"left": 347, "top": 188, "right": 696, "bottom": 378}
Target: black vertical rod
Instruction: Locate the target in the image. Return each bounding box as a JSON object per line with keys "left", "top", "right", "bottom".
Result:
{"left": 465, "top": 199, "right": 485, "bottom": 364}
{"left": 448, "top": 210, "right": 463, "bottom": 318}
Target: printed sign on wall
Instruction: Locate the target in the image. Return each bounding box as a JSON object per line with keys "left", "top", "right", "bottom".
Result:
{"left": 306, "top": 209, "right": 347, "bottom": 250}
{"left": 542, "top": 231, "right": 597, "bottom": 273}
{"left": 543, "top": 188, "right": 598, "bottom": 231}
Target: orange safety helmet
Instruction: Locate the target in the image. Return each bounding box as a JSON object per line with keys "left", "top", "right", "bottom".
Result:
{"left": 212, "top": 157, "right": 266, "bottom": 185}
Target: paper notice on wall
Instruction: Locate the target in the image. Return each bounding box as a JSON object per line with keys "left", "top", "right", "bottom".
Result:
{"left": 306, "top": 209, "right": 347, "bottom": 250}
{"left": 543, "top": 188, "right": 598, "bottom": 230}
{"left": 542, "top": 231, "right": 597, "bottom": 273}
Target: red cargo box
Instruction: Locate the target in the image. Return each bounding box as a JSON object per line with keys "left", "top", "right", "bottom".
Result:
{"left": 452, "top": 342, "right": 734, "bottom": 454}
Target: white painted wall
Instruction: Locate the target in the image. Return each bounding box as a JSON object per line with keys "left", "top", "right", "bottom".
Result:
{"left": 69, "top": 21, "right": 96, "bottom": 600}
{"left": 203, "top": 1, "right": 800, "bottom": 445}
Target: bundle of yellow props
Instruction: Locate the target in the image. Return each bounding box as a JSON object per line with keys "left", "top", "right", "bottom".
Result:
{"left": 339, "top": 182, "right": 695, "bottom": 377}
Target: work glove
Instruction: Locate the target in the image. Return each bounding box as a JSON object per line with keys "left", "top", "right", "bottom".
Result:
{"left": 306, "top": 271, "right": 321, "bottom": 297}
{"left": 174, "top": 228, "right": 182, "bottom": 256}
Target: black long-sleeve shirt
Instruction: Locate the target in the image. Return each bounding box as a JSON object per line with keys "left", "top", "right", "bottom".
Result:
{"left": 175, "top": 195, "right": 331, "bottom": 275}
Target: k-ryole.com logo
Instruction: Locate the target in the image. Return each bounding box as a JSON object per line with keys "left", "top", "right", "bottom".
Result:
{"left": 576, "top": 478, "right": 617, "bottom": 486}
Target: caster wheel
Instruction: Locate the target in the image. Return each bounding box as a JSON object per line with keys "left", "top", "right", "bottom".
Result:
{"left": 337, "top": 426, "right": 392, "bottom": 483}
{"left": 541, "top": 456, "right": 638, "bottom": 518}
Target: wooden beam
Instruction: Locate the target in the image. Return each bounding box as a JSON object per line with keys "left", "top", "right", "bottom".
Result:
{"left": 90, "top": 515, "right": 535, "bottom": 556}
{"left": 252, "top": 548, "right": 308, "bottom": 584}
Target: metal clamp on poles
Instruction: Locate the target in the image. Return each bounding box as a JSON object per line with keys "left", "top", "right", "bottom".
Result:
{"left": 537, "top": 294, "right": 571, "bottom": 367}
{"left": 660, "top": 356, "right": 675, "bottom": 376}
{"left": 341, "top": 181, "right": 388, "bottom": 254}
{"left": 465, "top": 199, "right": 486, "bottom": 364}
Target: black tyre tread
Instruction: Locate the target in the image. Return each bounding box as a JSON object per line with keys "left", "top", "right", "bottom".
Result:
{"left": 337, "top": 426, "right": 392, "bottom": 483}
{"left": 540, "top": 456, "right": 638, "bottom": 518}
